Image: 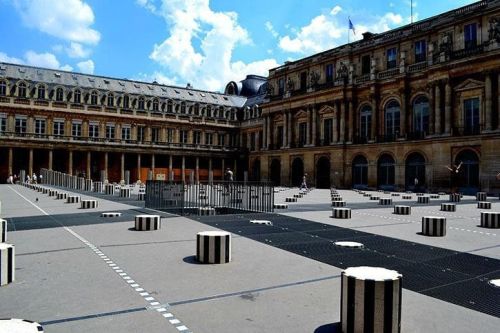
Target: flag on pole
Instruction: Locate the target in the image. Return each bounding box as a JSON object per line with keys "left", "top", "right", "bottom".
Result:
{"left": 349, "top": 18, "right": 356, "bottom": 35}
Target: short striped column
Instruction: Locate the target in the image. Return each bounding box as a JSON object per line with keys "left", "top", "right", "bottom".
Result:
{"left": 135, "top": 215, "right": 161, "bottom": 231}
{"left": 84, "top": 179, "right": 93, "bottom": 192}
{"left": 119, "top": 188, "right": 131, "bottom": 198}
{"left": 101, "top": 212, "right": 121, "bottom": 217}
{"left": 1, "top": 219, "right": 6, "bottom": 243}
{"left": 293, "top": 193, "right": 302, "bottom": 198}
{"left": 42, "top": 188, "right": 48, "bottom": 194}
{"left": 422, "top": 216, "right": 447, "bottom": 236}
{"left": 285, "top": 197, "right": 297, "bottom": 202}
{"left": 402, "top": 195, "right": 412, "bottom": 200}
{"left": 77, "top": 177, "right": 84, "bottom": 190}
{"left": 196, "top": 231, "right": 231, "bottom": 264}
{"left": 441, "top": 203, "right": 456, "bottom": 212}
{"left": 0, "top": 243, "right": 15, "bottom": 286}
{"left": 56, "top": 192, "right": 67, "bottom": 200}
{"left": 477, "top": 201, "right": 491, "bottom": 209}
{"left": 104, "top": 184, "right": 115, "bottom": 195}
{"left": 394, "top": 205, "right": 411, "bottom": 215}
{"left": 341, "top": 266, "right": 402, "bottom": 333}
{"left": 363, "top": 193, "right": 371, "bottom": 197}
{"left": 273, "top": 204, "right": 288, "bottom": 209}
{"left": 391, "top": 193, "right": 400, "bottom": 197}
{"left": 137, "top": 193, "right": 145, "bottom": 201}
{"left": 332, "top": 201, "right": 346, "bottom": 207}
{"left": 476, "top": 192, "right": 487, "bottom": 201}
{"left": 81, "top": 200, "right": 98, "bottom": 209}
{"left": 417, "top": 196, "right": 430, "bottom": 204}
{"left": 370, "top": 196, "right": 380, "bottom": 201}
{"left": 331, "top": 196, "right": 344, "bottom": 202}
{"left": 449, "top": 193, "right": 461, "bottom": 202}
{"left": 94, "top": 181, "right": 103, "bottom": 193}
{"left": 0, "top": 319, "right": 44, "bottom": 332}
{"left": 198, "top": 207, "right": 215, "bottom": 215}
{"left": 66, "top": 195, "right": 80, "bottom": 204}
{"left": 332, "top": 208, "right": 351, "bottom": 219}
{"left": 48, "top": 189, "right": 58, "bottom": 197}
{"left": 480, "top": 212, "right": 500, "bottom": 228}
{"left": 430, "top": 194, "right": 439, "bottom": 199}
{"left": 379, "top": 198, "right": 392, "bottom": 205}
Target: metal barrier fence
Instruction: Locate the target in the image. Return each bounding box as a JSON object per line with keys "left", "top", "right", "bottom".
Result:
{"left": 40, "top": 168, "right": 93, "bottom": 192}
{"left": 145, "top": 180, "right": 274, "bottom": 215}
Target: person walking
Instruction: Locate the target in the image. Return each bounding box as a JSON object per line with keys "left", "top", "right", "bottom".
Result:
{"left": 300, "top": 173, "right": 308, "bottom": 190}
{"left": 414, "top": 177, "right": 419, "bottom": 192}
{"left": 32, "top": 173, "right": 37, "bottom": 184}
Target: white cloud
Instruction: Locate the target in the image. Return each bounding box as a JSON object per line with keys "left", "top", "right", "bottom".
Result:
{"left": 66, "top": 42, "right": 91, "bottom": 58}
{"left": 265, "top": 21, "right": 278, "bottom": 38}
{"left": 0, "top": 52, "right": 24, "bottom": 64}
{"left": 77, "top": 59, "right": 94, "bottom": 74}
{"left": 138, "top": 0, "right": 277, "bottom": 91}
{"left": 60, "top": 64, "right": 74, "bottom": 71}
{"left": 330, "top": 5, "right": 342, "bottom": 15}
{"left": 24, "top": 50, "right": 62, "bottom": 69}
{"left": 13, "top": 0, "right": 100, "bottom": 45}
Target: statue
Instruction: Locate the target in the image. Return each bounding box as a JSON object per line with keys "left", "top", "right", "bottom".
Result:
{"left": 488, "top": 17, "right": 500, "bottom": 43}
{"left": 309, "top": 71, "right": 320, "bottom": 88}
{"left": 266, "top": 84, "right": 275, "bottom": 96}
{"left": 336, "top": 62, "right": 348, "bottom": 79}
{"left": 439, "top": 32, "right": 453, "bottom": 54}
{"left": 286, "top": 77, "right": 294, "bottom": 92}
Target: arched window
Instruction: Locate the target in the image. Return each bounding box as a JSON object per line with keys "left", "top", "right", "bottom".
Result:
{"left": 207, "top": 105, "right": 212, "bottom": 117}
{"left": 138, "top": 97, "right": 145, "bottom": 110}
{"left": 377, "top": 154, "right": 395, "bottom": 188}
{"left": 0, "top": 81, "right": 6, "bottom": 96}
{"left": 359, "top": 105, "right": 372, "bottom": 139}
{"left": 152, "top": 99, "right": 159, "bottom": 111}
{"left": 123, "top": 95, "right": 129, "bottom": 109}
{"left": 218, "top": 106, "right": 224, "bottom": 118}
{"left": 56, "top": 87, "right": 64, "bottom": 101}
{"left": 18, "top": 82, "right": 27, "bottom": 98}
{"left": 90, "top": 91, "right": 98, "bottom": 105}
{"left": 107, "top": 93, "right": 114, "bottom": 107}
{"left": 413, "top": 96, "right": 429, "bottom": 134}
{"left": 194, "top": 103, "right": 199, "bottom": 115}
{"left": 37, "top": 85, "right": 46, "bottom": 99}
{"left": 167, "top": 100, "right": 173, "bottom": 113}
{"left": 352, "top": 155, "right": 368, "bottom": 187}
{"left": 181, "top": 102, "right": 186, "bottom": 113}
{"left": 385, "top": 100, "right": 400, "bottom": 137}
{"left": 405, "top": 152, "right": 426, "bottom": 190}
{"left": 74, "top": 89, "right": 81, "bottom": 104}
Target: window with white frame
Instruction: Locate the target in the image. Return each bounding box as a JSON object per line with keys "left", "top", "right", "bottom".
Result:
{"left": 123, "top": 95, "right": 130, "bottom": 109}
{"left": 18, "top": 82, "right": 27, "bottom": 98}
{"left": 122, "top": 125, "right": 131, "bottom": 141}
{"left": 151, "top": 127, "right": 160, "bottom": 143}
{"left": 167, "top": 128, "right": 174, "bottom": 143}
{"left": 72, "top": 121, "right": 82, "bottom": 139}
{"left": 218, "top": 133, "right": 225, "bottom": 146}
{"left": 89, "top": 122, "right": 99, "bottom": 139}
{"left": 137, "top": 126, "right": 145, "bottom": 142}
{"left": 205, "top": 132, "right": 213, "bottom": 145}
{"left": 37, "top": 85, "right": 46, "bottom": 99}
{"left": 15, "top": 116, "right": 27, "bottom": 134}
{"left": 180, "top": 130, "right": 188, "bottom": 143}
{"left": 0, "top": 81, "right": 6, "bottom": 96}
{"left": 56, "top": 88, "right": 64, "bottom": 102}
{"left": 74, "top": 89, "right": 81, "bottom": 104}
{"left": 193, "top": 131, "right": 201, "bottom": 145}
{"left": 90, "top": 91, "right": 98, "bottom": 105}
{"left": 106, "top": 123, "right": 115, "bottom": 140}
{"left": 107, "top": 94, "right": 114, "bottom": 107}
{"left": 464, "top": 97, "right": 480, "bottom": 134}
{"left": 34, "top": 118, "right": 46, "bottom": 136}
{"left": 53, "top": 119, "right": 64, "bottom": 136}
{"left": 0, "top": 114, "right": 6, "bottom": 133}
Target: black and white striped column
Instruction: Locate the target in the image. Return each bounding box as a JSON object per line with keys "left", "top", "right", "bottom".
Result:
{"left": 370, "top": 196, "right": 380, "bottom": 201}
{"left": 332, "top": 196, "right": 344, "bottom": 202}
{"left": 104, "top": 184, "right": 115, "bottom": 195}
{"left": 66, "top": 195, "right": 80, "bottom": 204}
{"left": 1, "top": 219, "right": 6, "bottom": 243}
{"left": 0, "top": 243, "right": 15, "bottom": 286}
{"left": 441, "top": 203, "right": 456, "bottom": 212}
{"left": 417, "top": 196, "right": 430, "bottom": 204}
{"left": 480, "top": 212, "right": 500, "bottom": 228}
{"left": 196, "top": 231, "right": 231, "bottom": 264}
{"left": 332, "top": 201, "right": 346, "bottom": 207}
{"left": 476, "top": 192, "right": 487, "bottom": 201}
{"left": 273, "top": 204, "right": 288, "bottom": 209}
{"left": 402, "top": 195, "right": 412, "bottom": 200}
{"left": 48, "top": 189, "right": 58, "bottom": 197}
{"left": 430, "top": 194, "right": 439, "bottom": 199}
{"left": 84, "top": 179, "right": 93, "bottom": 192}
{"left": 198, "top": 207, "right": 216, "bottom": 216}
{"left": 119, "top": 188, "right": 131, "bottom": 198}
{"left": 341, "top": 266, "right": 402, "bottom": 333}
{"left": 477, "top": 202, "right": 491, "bottom": 209}
{"left": 101, "top": 212, "right": 122, "bottom": 218}
{"left": 332, "top": 208, "right": 351, "bottom": 219}
{"left": 391, "top": 193, "right": 400, "bottom": 197}
{"left": 94, "top": 181, "right": 103, "bottom": 193}
{"left": 379, "top": 198, "right": 392, "bottom": 205}
{"left": 56, "top": 192, "right": 67, "bottom": 200}
{"left": 135, "top": 215, "right": 161, "bottom": 231}
{"left": 137, "top": 193, "right": 145, "bottom": 201}
{"left": 394, "top": 205, "right": 410, "bottom": 215}
{"left": 422, "top": 216, "right": 447, "bottom": 236}
{"left": 449, "top": 193, "right": 461, "bottom": 202}
{"left": 81, "top": 200, "right": 98, "bottom": 209}
{"left": 286, "top": 197, "right": 297, "bottom": 202}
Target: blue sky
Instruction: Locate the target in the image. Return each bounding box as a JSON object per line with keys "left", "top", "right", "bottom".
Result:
{"left": 0, "top": 0, "right": 477, "bottom": 91}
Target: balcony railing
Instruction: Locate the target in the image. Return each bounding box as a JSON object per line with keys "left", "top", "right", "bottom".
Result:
{"left": 453, "top": 125, "right": 481, "bottom": 136}
{"left": 377, "top": 68, "right": 399, "bottom": 80}
{"left": 408, "top": 61, "right": 427, "bottom": 73}
{"left": 451, "top": 44, "right": 484, "bottom": 60}
{"left": 406, "top": 131, "right": 426, "bottom": 140}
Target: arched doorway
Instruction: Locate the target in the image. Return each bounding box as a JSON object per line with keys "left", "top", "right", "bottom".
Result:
{"left": 291, "top": 157, "right": 304, "bottom": 187}
{"left": 316, "top": 157, "right": 331, "bottom": 189}
{"left": 251, "top": 158, "right": 261, "bottom": 181}
{"left": 378, "top": 154, "right": 395, "bottom": 190}
{"left": 455, "top": 149, "right": 479, "bottom": 195}
{"left": 270, "top": 159, "right": 281, "bottom": 186}
{"left": 352, "top": 155, "right": 368, "bottom": 189}
{"left": 405, "top": 152, "right": 426, "bottom": 191}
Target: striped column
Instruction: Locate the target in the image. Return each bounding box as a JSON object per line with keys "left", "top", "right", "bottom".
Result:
{"left": 0, "top": 243, "right": 15, "bottom": 286}
{"left": 441, "top": 203, "right": 456, "bottom": 212}
{"left": 480, "top": 212, "right": 500, "bottom": 228}
{"left": 476, "top": 192, "right": 487, "bottom": 201}
{"left": 196, "top": 231, "right": 231, "bottom": 264}
{"left": 48, "top": 189, "right": 58, "bottom": 197}
{"left": 332, "top": 201, "right": 347, "bottom": 207}
{"left": 449, "top": 193, "right": 461, "bottom": 202}
{"left": 477, "top": 202, "right": 491, "bottom": 209}
{"left": 81, "top": 200, "right": 98, "bottom": 209}
{"left": 402, "top": 195, "right": 412, "bottom": 200}
{"left": 119, "top": 188, "right": 131, "bottom": 198}
{"left": 417, "top": 196, "right": 430, "bottom": 204}
{"left": 370, "top": 196, "right": 380, "bottom": 201}
{"left": 422, "top": 216, "right": 447, "bottom": 236}
{"left": 84, "top": 179, "right": 93, "bottom": 192}
{"left": 101, "top": 212, "right": 122, "bottom": 217}
{"left": 332, "top": 208, "right": 351, "bottom": 219}
{"left": 56, "top": 192, "right": 67, "bottom": 200}
{"left": 394, "top": 205, "right": 410, "bottom": 215}
{"left": 341, "top": 266, "right": 402, "bottom": 333}
{"left": 137, "top": 193, "right": 145, "bottom": 201}
{"left": 94, "top": 181, "right": 103, "bottom": 193}
{"left": 198, "top": 207, "right": 216, "bottom": 216}
{"left": 1, "top": 219, "right": 6, "bottom": 243}
{"left": 135, "top": 215, "right": 161, "bottom": 231}
{"left": 67, "top": 196, "right": 80, "bottom": 204}
{"left": 285, "top": 197, "right": 297, "bottom": 202}
{"left": 104, "top": 184, "right": 115, "bottom": 195}
{"left": 273, "top": 204, "right": 288, "bottom": 209}
{"left": 379, "top": 198, "right": 392, "bottom": 205}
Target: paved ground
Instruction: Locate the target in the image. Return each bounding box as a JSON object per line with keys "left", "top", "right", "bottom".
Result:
{"left": 0, "top": 184, "right": 499, "bottom": 332}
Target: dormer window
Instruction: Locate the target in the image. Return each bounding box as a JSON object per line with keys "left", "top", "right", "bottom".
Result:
{"left": 181, "top": 102, "right": 186, "bottom": 113}
{"left": 167, "top": 100, "right": 173, "bottom": 113}
{"left": 18, "top": 82, "right": 27, "bottom": 98}
{"left": 152, "top": 99, "right": 159, "bottom": 111}
{"left": 55, "top": 88, "right": 64, "bottom": 102}
{"left": 107, "top": 93, "right": 114, "bottom": 107}
{"left": 90, "top": 91, "right": 98, "bottom": 105}
{"left": 138, "top": 97, "right": 145, "bottom": 110}
{"left": 0, "top": 81, "right": 6, "bottom": 96}
{"left": 37, "top": 85, "right": 46, "bottom": 99}
{"left": 123, "top": 95, "right": 129, "bottom": 109}
{"left": 74, "top": 89, "right": 81, "bottom": 104}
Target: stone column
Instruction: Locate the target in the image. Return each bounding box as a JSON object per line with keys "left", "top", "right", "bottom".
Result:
{"left": 247, "top": 132, "right": 252, "bottom": 150}
{"left": 195, "top": 157, "right": 199, "bottom": 183}
{"left": 28, "top": 148, "right": 33, "bottom": 176}
{"left": 340, "top": 101, "right": 345, "bottom": 143}
{"left": 435, "top": 84, "right": 442, "bottom": 134}
{"left": 262, "top": 117, "right": 267, "bottom": 148}
{"left": 8, "top": 148, "right": 13, "bottom": 175}
{"left": 484, "top": 72, "right": 492, "bottom": 131}
{"left": 266, "top": 115, "right": 271, "bottom": 149}
{"left": 428, "top": 83, "right": 435, "bottom": 135}
{"left": 48, "top": 150, "right": 53, "bottom": 170}
{"left": 120, "top": 153, "right": 125, "bottom": 181}
{"left": 445, "top": 81, "right": 452, "bottom": 134}
{"left": 312, "top": 105, "right": 317, "bottom": 146}
{"left": 282, "top": 111, "right": 287, "bottom": 148}
{"left": 86, "top": 151, "right": 91, "bottom": 179}
{"left": 333, "top": 106, "right": 339, "bottom": 143}
{"left": 137, "top": 154, "right": 141, "bottom": 182}
{"left": 208, "top": 157, "right": 213, "bottom": 183}
{"left": 169, "top": 155, "right": 173, "bottom": 181}
{"left": 104, "top": 152, "right": 108, "bottom": 180}
{"left": 256, "top": 131, "right": 260, "bottom": 151}
{"left": 181, "top": 156, "right": 185, "bottom": 183}
{"left": 371, "top": 95, "right": 377, "bottom": 141}
{"left": 306, "top": 107, "right": 311, "bottom": 145}
{"left": 287, "top": 111, "right": 292, "bottom": 147}
{"left": 68, "top": 150, "right": 73, "bottom": 175}
{"left": 348, "top": 101, "right": 353, "bottom": 142}
{"left": 400, "top": 91, "right": 407, "bottom": 137}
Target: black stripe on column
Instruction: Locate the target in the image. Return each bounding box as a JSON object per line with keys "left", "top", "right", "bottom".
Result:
{"left": 203, "top": 235, "right": 210, "bottom": 264}
{"left": 346, "top": 275, "right": 356, "bottom": 333}
{"left": 383, "top": 279, "right": 394, "bottom": 333}
{"left": 363, "top": 279, "right": 375, "bottom": 333}
{"left": 398, "top": 277, "right": 402, "bottom": 332}
{"left": 225, "top": 235, "right": 230, "bottom": 262}
{"left": 214, "top": 236, "right": 221, "bottom": 264}
{"left": 340, "top": 273, "right": 344, "bottom": 328}
{"left": 8, "top": 246, "right": 13, "bottom": 283}
{"left": 196, "top": 234, "right": 201, "bottom": 262}
{"left": 146, "top": 218, "right": 151, "bottom": 230}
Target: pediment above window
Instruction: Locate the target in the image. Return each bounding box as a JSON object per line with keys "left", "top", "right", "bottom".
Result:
{"left": 454, "top": 79, "right": 485, "bottom": 92}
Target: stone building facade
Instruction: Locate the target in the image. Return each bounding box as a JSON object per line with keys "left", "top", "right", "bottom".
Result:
{"left": 242, "top": 0, "right": 500, "bottom": 194}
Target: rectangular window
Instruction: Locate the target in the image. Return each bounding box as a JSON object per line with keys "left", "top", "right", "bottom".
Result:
{"left": 89, "top": 123, "right": 99, "bottom": 139}
{"left": 180, "top": 130, "right": 188, "bottom": 144}
{"left": 53, "top": 120, "right": 64, "bottom": 137}
{"left": 259, "top": 130, "right": 263, "bottom": 148}
{"left": 122, "top": 126, "right": 131, "bottom": 141}
{"left": 34, "top": 119, "right": 45, "bottom": 136}
{"left": 278, "top": 78, "right": 285, "bottom": 95}
{"left": 276, "top": 126, "right": 283, "bottom": 148}
{"left": 0, "top": 115, "right": 7, "bottom": 133}
{"left": 299, "top": 123, "right": 307, "bottom": 145}
{"left": 415, "top": 40, "right": 426, "bottom": 63}
{"left": 167, "top": 128, "right": 174, "bottom": 143}
{"left": 151, "top": 127, "right": 160, "bottom": 143}
{"left": 361, "top": 55, "right": 371, "bottom": 75}
{"left": 137, "top": 126, "right": 145, "bottom": 142}
{"left": 205, "top": 132, "right": 213, "bottom": 145}
{"left": 218, "top": 133, "right": 225, "bottom": 146}
{"left": 323, "top": 118, "right": 333, "bottom": 144}
{"left": 464, "top": 23, "right": 477, "bottom": 49}
{"left": 300, "top": 72, "right": 307, "bottom": 90}
{"left": 193, "top": 131, "right": 201, "bottom": 145}
{"left": 72, "top": 122, "right": 82, "bottom": 139}
{"left": 325, "top": 64, "right": 334, "bottom": 83}
{"left": 106, "top": 124, "right": 115, "bottom": 140}
{"left": 464, "top": 98, "right": 480, "bottom": 134}
{"left": 250, "top": 132, "right": 256, "bottom": 151}
{"left": 387, "top": 47, "right": 397, "bottom": 69}
{"left": 15, "top": 117, "right": 27, "bottom": 135}
{"left": 360, "top": 113, "right": 371, "bottom": 139}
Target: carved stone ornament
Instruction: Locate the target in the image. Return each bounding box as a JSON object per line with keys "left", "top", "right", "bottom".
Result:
{"left": 309, "top": 71, "right": 320, "bottom": 87}
{"left": 439, "top": 32, "right": 453, "bottom": 54}
{"left": 488, "top": 17, "right": 500, "bottom": 43}
{"left": 286, "top": 77, "right": 294, "bottom": 91}
{"left": 336, "top": 62, "right": 348, "bottom": 79}
{"left": 267, "top": 84, "right": 275, "bottom": 95}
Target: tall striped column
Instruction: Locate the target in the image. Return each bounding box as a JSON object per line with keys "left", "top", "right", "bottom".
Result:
{"left": 1, "top": 219, "right": 6, "bottom": 243}
{"left": 341, "top": 266, "right": 402, "bottom": 333}
{"left": 196, "top": 231, "right": 231, "bottom": 264}
{"left": 0, "top": 243, "right": 15, "bottom": 286}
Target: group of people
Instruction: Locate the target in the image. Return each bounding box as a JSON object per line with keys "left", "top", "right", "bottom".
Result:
{"left": 6, "top": 173, "right": 41, "bottom": 184}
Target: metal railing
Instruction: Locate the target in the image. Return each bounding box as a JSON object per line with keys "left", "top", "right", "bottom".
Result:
{"left": 145, "top": 180, "right": 274, "bottom": 215}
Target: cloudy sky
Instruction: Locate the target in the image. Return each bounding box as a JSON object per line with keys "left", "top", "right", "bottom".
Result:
{"left": 0, "top": 0, "right": 477, "bottom": 91}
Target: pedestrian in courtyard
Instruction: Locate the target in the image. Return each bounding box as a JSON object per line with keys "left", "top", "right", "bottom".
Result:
{"left": 39, "top": 174, "right": 43, "bottom": 184}
{"left": 300, "top": 173, "right": 308, "bottom": 190}
{"left": 32, "top": 173, "right": 37, "bottom": 184}
{"left": 414, "top": 177, "right": 419, "bottom": 192}
{"left": 26, "top": 175, "right": 31, "bottom": 184}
